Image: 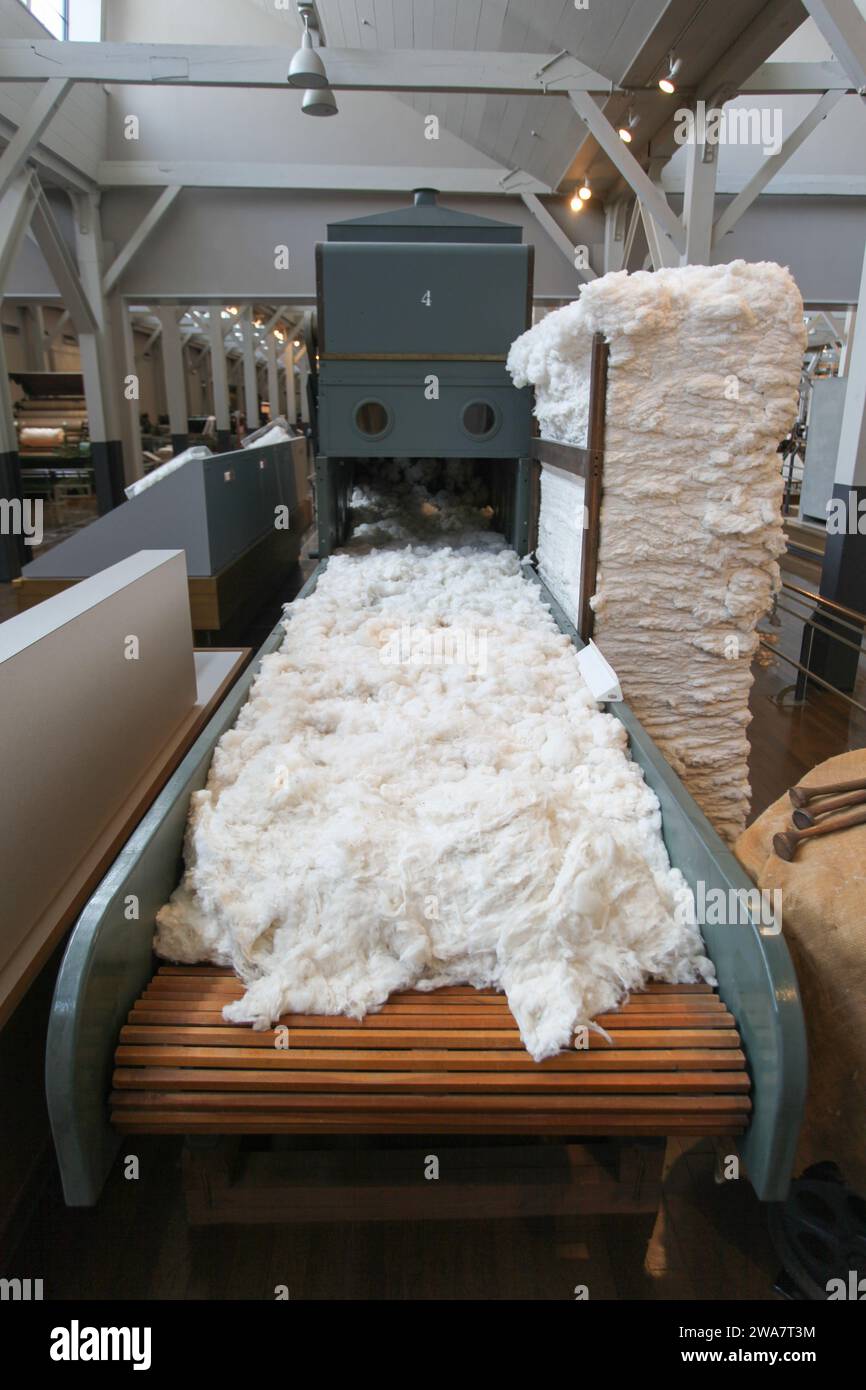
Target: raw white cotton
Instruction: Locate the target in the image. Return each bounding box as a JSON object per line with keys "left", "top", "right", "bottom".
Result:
{"left": 508, "top": 261, "right": 804, "bottom": 841}
{"left": 243, "top": 424, "right": 292, "bottom": 448}
{"left": 536, "top": 463, "right": 586, "bottom": 624}
{"left": 155, "top": 514, "right": 713, "bottom": 1060}
{"left": 124, "top": 444, "right": 212, "bottom": 499}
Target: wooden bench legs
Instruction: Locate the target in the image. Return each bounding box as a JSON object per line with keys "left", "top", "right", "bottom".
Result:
{"left": 181, "top": 1136, "right": 667, "bottom": 1227}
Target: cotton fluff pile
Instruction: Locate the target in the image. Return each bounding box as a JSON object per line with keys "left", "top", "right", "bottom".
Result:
{"left": 155, "top": 478, "right": 713, "bottom": 1060}
{"left": 508, "top": 262, "right": 804, "bottom": 841}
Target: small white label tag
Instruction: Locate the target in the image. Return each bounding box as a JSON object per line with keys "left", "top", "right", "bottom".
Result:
{"left": 576, "top": 639, "right": 622, "bottom": 703}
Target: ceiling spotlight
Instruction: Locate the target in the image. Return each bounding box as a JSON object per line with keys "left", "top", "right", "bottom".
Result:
{"left": 578, "top": 178, "right": 591, "bottom": 201}
{"left": 302, "top": 85, "right": 338, "bottom": 116}
{"left": 288, "top": 15, "right": 329, "bottom": 89}
{"left": 569, "top": 193, "right": 584, "bottom": 212}
{"left": 618, "top": 110, "right": 639, "bottom": 143}
{"left": 658, "top": 54, "right": 682, "bottom": 94}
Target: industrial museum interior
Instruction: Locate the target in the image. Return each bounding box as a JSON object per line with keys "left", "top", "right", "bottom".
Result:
{"left": 1, "top": 0, "right": 866, "bottom": 1338}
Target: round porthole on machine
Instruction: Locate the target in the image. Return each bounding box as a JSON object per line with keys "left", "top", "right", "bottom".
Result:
{"left": 354, "top": 399, "right": 392, "bottom": 439}
{"left": 461, "top": 399, "right": 500, "bottom": 440}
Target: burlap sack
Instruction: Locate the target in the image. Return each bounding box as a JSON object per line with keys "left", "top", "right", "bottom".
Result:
{"left": 735, "top": 749, "right": 866, "bottom": 1191}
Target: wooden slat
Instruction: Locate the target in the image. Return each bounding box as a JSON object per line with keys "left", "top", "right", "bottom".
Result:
{"left": 112, "top": 1068, "right": 750, "bottom": 1094}
{"left": 111, "top": 1046, "right": 745, "bottom": 1072}
{"left": 129, "top": 1007, "right": 735, "bottom": 1030}
{"left": 110, "top": 967, "right": 750, "bottom": 1138}
{"left": 111, "top": 1090, "right": 750, "bottom": 1115}
{"left": 118, "top": 1027, "right": 743, "bottom": 1054}
{"left": 113, "top": 1115, "right": 749, "bottom": 1135}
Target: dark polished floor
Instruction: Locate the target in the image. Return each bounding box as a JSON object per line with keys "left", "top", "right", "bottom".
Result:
{"left": 16, "top": 1135, "right": 780, "bottom": 1301}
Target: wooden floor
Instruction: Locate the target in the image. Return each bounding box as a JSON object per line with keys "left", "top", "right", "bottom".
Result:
{"left": 14, "top": 1133, "right": 781, "bottom": 1299}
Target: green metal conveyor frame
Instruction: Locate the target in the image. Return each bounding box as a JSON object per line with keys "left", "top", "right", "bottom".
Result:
{"left": 46, "top": 562, "right": 806, "bottom": 1207}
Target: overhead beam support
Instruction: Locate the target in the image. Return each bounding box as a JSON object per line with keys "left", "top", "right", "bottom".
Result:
{"left": 0, "top": 77, "right": 72, "bottom": 202}
{"left": 97, "top": 160, "right": 551, "bottom": 194}
{"left": 521, "top": 192, "right": 596, "bottom": 282}
{"left": 0, "top": 169, "right": 39, "bottom": 288}
{"left": 742, "top": 59, "right": 855, "bottom": 93}
{"left": 712, "top": 90, "right": 845, "bottom": 245}
{"left": 29, "top": 184, "right": 97, "bottom": 334}
{"left": 0, "top": 42, "right": 611, "bottom": 94}
{"left": 801, "top": 0, "right": 866, "bottom": 91}
{"left": 602, "top": 197, "right": 629, "bottom": 275}
{"left": 102, "top": 184, "right": 181, "bottom": 295}
{"left": 46, "top": 306, "right": 70, "bottom": 349}
{"left": 568, "top": 92, "right": 685, "bottom": 256}
{"left": 681, "top": 139, "right": 718, "bottom": 265}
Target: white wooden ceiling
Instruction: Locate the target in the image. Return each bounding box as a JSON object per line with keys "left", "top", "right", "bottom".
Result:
{"left": 243, "top": 0, "right": 807, "bottom": 194}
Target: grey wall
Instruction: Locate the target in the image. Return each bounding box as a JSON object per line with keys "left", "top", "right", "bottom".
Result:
{"left": 96, "top": 187, "right": 601, "bottom": 301}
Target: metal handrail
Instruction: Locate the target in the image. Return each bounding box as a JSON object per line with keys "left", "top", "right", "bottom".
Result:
{"left": 781, "top": 580, "right": 866, "bottom": 630}
{"left": 770, "top": 601, "right": 866, "bottom": 655}
{"left": 759, "top": 641, "right": 866, "bottom": 716}
{"left": 777, "top": 586, "right": 866, "bottom": 640}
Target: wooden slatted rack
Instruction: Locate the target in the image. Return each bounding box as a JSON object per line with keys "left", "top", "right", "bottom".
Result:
{"left": 111, "top": 966, "right": 750, "bottom": 1138}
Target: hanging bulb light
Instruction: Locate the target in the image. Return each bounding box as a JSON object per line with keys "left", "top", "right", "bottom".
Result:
{"left": 288, "top": 15, "right": 329, "bottom": 88}
{"left": 569, "top": 192, "right": 583, "bottom": 212}
{"left": 658, "top": 54, "right": 682, "bottom": 94}
{"left": 578, "top": 177, "right": 591, "bottom": 201}
{"left": 302, "top": 85, "right": 338, "bottom": 116}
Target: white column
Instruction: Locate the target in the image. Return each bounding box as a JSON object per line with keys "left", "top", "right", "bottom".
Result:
{"left": 283, "top": 344, "right": 296, "bottom": 422}
{"left": 207, "top": 306, "right": 231, "bottom": 448}
{"left": 681, "top": 138, "right": 718, "bottom": 265}
{"left": 155, "top": 304, "right": 188, "bottom": 453}
{"left": 240, "top": 306, "right": 260, "bottom": 430}
{"left": 266, "top": 333, "right": 280, "bottom": 423}
{"left": 835, "top": 238, "right": 866, "bottom": 489}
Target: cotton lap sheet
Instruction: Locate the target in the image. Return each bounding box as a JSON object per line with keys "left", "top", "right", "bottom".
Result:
{"left": 155, "top": 541, "right": 713, "bottom": 1060}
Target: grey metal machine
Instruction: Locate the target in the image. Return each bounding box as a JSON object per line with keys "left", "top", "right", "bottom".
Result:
{"left": 313, "top": 189, "right": 534, "bottom": 554}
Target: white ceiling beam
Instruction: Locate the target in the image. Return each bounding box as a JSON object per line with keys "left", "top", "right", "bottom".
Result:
{"left": 640, "top": 205, "right": 678, "bottom": 271}
{"left": 0, "top": 170, "right": 39, "bottom": 290}
{"left": 801, "top": 0, "right": 866, "bottom": 91}
{"left": 264, "top": 304, "right": 288, "bottom": 334}
{"left": 46, "top": 307, "right": 71, "bottom": 347}
{"left": 742, "top": 59, "right": 855, "bottom": 92}
{"left": 102, "top": 184, "right": 182, "bottom": 295}
{"left": 97, "top": 160, "right": 550, "bottom": 193}
{"left": 521, "top": 192, "right": 596, "bottom": 282}
{"left": 681, "top": 140, "right": 718, "bottom": 265}
{"left": 622, "top": 198, "right": 641, "bottom": 270}
{"left": 0, "top": 78, "right": 72, "bottom": 202}
{"left": 29, "top": 181, "right": 98, "bottom": 334}
{"left": 0, "top": 42, "right": 611, "bottom": 94}
{"left": 712, "top": 90, "right": 846, "bottom": 246}
{"left": 568, "top": 92, "right": 685, "bottom": 255}
{"left": 602, "top": 197, "right": 629, "bottom": 275}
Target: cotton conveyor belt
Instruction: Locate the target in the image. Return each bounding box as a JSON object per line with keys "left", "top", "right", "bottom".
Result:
{"left": 111, "top": 967, "right": 750, "bottom": 1137}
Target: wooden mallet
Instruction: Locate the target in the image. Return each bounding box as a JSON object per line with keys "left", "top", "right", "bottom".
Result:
{"left": 774, "top": 804, "right": 866, "bottom": 861}
{"left": 792, "top": 788, "right": 866, "bottom": 829}
{"left": 789, "top": 776, "right": 866, "bottom": 809}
